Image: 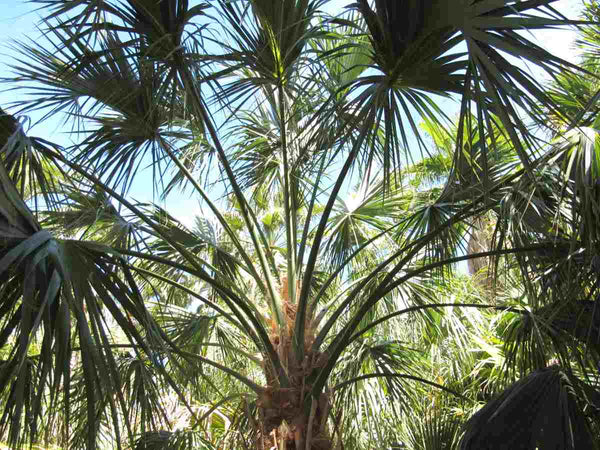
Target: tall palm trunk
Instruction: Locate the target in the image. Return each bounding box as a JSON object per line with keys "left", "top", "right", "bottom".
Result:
{"left": 255, "top": 277, "right": 333, "bottom": 449}
{"left": 467, "top": 217, "right": 494, "bottom": 290}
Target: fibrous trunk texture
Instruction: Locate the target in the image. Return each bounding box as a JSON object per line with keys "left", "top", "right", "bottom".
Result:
{"left": 255, "top": 277, "right": 333, "bottom": 449}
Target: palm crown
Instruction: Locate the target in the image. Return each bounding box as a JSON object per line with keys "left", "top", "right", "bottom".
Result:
{"left": 1, "top": 0, "right": 599, "bottom": 449}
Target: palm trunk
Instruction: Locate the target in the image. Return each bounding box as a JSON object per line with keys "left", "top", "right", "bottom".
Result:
{"left": 255, "top": 278, "right": 334, "bottom": 449}
{"left": 467, "top": 216, "right": 493, "bottom": 290}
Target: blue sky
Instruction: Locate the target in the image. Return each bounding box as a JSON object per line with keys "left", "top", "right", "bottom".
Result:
{"left": 0, "top": 0, "right": 586, "bottom": 226}
{"left": 0, "top": 2, "right": 44, "bottom": 93}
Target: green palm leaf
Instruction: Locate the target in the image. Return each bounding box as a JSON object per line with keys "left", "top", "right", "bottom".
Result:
{"left": 461, "top": 366, "right": 597, "bottom": 450}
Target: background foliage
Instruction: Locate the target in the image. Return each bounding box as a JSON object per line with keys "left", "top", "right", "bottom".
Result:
{"left": 1, "top": 0, "right": 600, "bottom": 449}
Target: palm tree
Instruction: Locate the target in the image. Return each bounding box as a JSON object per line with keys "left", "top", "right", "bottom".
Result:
{"left": 0, "top": 0, "right": 594, "bottom": 448}
{"left": 459, "top": 4, "right": 600, "bottom": 447}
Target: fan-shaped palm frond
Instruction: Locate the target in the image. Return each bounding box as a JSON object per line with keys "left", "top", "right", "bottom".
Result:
{"left": 348, "top": 0, "right": 581, "bottom": 184}
{"left": 461, "top": 365, "right": 597, "bottom": 450}
{"left": 213, "top": 0, "right": 324, "bottom": 87}
{"left": 0, "top": 0, "right": 594, "bottom": 448}
{"left": 0, "top": 108, "right": 64, "bottom": 207}
{"left": 33, "top": 0, "right": 209, "bottom": 65}
{"left": 7, "top": 23, "right": 194, "bottom": 194}
{"left": 401, "top": 397, "right": 463, "bottom": 450}
{"left": 322, "top": 176, "right": 403, "bottom": 268}
{"left": 0, "top": 155, "right": 197, "bottom": 448}
{"left": 42, "top": 184, "right": 144, "bottom": 249}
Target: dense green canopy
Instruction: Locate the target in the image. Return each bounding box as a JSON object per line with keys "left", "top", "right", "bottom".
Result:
{"left": 1, "top": 0, "right": 600, "bottom": 449}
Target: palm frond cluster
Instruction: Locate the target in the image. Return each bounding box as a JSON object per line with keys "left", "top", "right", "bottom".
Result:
{"left": 0, "top": 0, "right": 599, "bottom": 449}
